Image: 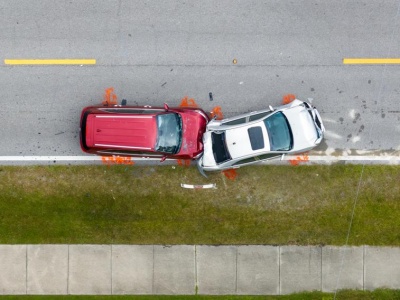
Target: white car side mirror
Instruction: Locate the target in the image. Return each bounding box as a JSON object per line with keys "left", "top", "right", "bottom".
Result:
{"left": 269, "top": 105, "right": 274, "bottom": 111}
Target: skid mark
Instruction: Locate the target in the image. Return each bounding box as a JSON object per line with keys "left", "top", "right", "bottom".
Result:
{"left": 102, "top": 87, "right": 118, "bottom": 106}
{"left": 210, "top": 106, "right": 224, "bottom": 120}
{"left": 179, "top": 96, "right": 199, "bottom": 108}
{"left": 222, "top": 169, "right": 237, "bottom": 180}
{"left": 282, "top": 94, "right": 296, "bottom": 104}
{"left": 101, "top": 156, "right": 135, "bottom": 166}
{"left": 289, "top": 153, "right": 309, "bottom": 166}
{"left": 177, "top": 159, "right": 191, "bottom": 167}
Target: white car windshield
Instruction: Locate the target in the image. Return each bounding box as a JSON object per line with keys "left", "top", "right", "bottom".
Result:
{"left": 211, "top": 132, "right": 231, "bottom": 163}
{"left": 264, "top": 112, "right": 293, "bottom": 151}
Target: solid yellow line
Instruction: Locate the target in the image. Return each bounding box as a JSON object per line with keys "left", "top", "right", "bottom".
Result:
{"left": 4, "top": 59, "right": 96, "bottom": 65}
{"left": 343, "top": 58, "right": 400, "bottom": 64}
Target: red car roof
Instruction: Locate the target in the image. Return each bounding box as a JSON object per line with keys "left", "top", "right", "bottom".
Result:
{"left": 85, "top": 114, "right": 157, "bottom": 150}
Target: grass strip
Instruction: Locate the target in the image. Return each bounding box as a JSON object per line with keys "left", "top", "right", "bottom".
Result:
{"left": 0, "top": 289, "right": 400, "bottom": 299}
{"left": 0, "top": 165, "right": 399, "bottom": 245}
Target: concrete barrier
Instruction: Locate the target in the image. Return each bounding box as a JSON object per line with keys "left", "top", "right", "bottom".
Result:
{"left": 0, "top": 244, "right": 399, "bottom": 295}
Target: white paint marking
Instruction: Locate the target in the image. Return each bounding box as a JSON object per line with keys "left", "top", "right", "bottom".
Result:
{"left": 355, "top": 149, "right": 372, "bottom": 155}
{"left": 325, "top": 147, "right": 336, "bottom": 155}
{"left": 342, "top": 149, "right": 351, "bottom": 156}
{"left": 349, "top": 109, "right": 355, "bottom": 119}
{"left": 320, "top": 118, "right": 338, "bottom": 124}
{"left": 352, "top": 136, "right": 361, "bottom": 143}
{"left": 324, "top": 130, "right": 343, "bottom": 140}
{"left": 296, "top": 155, "right": 400, "bottom": 162}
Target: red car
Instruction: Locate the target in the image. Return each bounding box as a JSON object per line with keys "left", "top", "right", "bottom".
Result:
{"left": 80, "top": 104, "right": 209, "bottom": 160}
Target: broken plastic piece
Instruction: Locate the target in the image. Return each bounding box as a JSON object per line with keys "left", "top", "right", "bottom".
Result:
{"left": 282, "top": 94, "right": 296, "bottom": 104}
{"left": 102, "top": 87, "right": 118, "bottom": 106}
{"left": 181, "top": 183, "right": 217, "bottom": 189}
{"left": 179, "top": 96, "right": 199, "bottom": 108}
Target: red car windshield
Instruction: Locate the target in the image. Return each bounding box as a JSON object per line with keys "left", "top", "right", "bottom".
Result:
{"left": 155, "top": 113, "right": 182, "bottom": 154}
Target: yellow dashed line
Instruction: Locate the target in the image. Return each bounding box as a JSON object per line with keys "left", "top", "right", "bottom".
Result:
{"left": 4, "top": 59, "right": 96, "bottom": 65}
{"left": 343, "top": 58, "right": 400, "bottom": 64}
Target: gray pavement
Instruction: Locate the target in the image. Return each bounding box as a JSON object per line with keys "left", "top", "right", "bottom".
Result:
{"left": 0, "top": 244, "right": 399, "bottom": 295}
{"left": 0, "top": 1, "right": 397, "bottom": 296}
{"left": 1, "top": 1, "right": 400, "bottom": 158}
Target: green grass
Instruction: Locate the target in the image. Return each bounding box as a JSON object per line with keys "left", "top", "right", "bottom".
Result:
{"left": 0, "top": 289, "right": 400, "bottom": 299}
{"left": 0, "top": 164, "right": 400, "bottom": 245}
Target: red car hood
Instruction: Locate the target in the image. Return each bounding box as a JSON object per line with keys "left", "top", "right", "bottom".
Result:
{"left": 177, "top": 111, "right": 207, "bottom": 158}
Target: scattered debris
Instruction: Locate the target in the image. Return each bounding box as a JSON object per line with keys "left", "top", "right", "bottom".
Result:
{"left": 289, "top": 153, "right": 309, "bottom": 166}
{"left": 177, "top": 159, "right": 191, "bottom": 167}
{"left": 101, "top": 156, "right": 134, "bottom": 166}
{"left": 210, "top": 106, "right": 224, "bottom": 120}
{"left": 222, "top": 169, "right": 237, "bottom": 180}
{"left": 181, "top": 183, "right": 217, "bottom": 189}
{"left": 102, "top": 87, "right": 118, "bottom": 106}
{"left": 179, "top": 96, "right": 199, "bottom": 108}
{"left": 282, "top": 94, "right": 296, "bottom": 104}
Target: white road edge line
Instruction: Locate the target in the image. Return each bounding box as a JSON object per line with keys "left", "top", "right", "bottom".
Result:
{"left": 0, "top": 155, "right": 399, "bottom": 162}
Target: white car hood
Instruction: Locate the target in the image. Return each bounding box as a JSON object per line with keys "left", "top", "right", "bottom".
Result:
{"left": 201, "top": 131, "right": 217, "bottom": 167}
{"left": 283, "top": 105, "right": 318, "bottom": 151}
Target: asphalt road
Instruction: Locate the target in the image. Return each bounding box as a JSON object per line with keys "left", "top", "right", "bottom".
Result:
{"left": 1, "top": 0, "right": 400, "bottom": 158}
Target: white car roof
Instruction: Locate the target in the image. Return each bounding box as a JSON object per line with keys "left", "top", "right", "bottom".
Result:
{"left": 225, "top": 121, "right": 271, "bottom": 159}
{"left": 222, "top": 104, "right": 318, "bottom": 159}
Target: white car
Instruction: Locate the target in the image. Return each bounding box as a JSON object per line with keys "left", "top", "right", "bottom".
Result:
{"left": 197, "top": 99, "right": 325, "bottom": 174}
